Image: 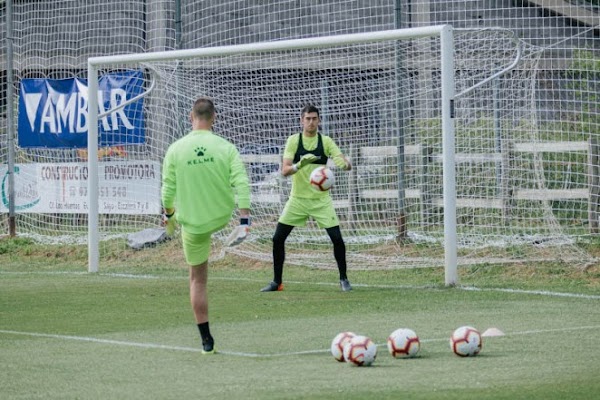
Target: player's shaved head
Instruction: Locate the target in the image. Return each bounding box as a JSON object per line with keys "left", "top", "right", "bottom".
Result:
{"left": 193, "top": 98, "right": 216, "bottom": 121}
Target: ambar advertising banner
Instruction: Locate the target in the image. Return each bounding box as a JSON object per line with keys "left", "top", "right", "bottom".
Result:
{"left": 0, "top": 161, "right": 160, "bottom": 214}
{"left": 18, "top": 70, "right": 145, "bottom": 148}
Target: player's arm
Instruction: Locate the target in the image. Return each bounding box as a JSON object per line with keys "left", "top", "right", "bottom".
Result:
{"left": 280, "top": 134, "right": 318, "bottom": 176}
{"left": 282, "top": 154, "right": 320, "bottom": 176}
{"left": 163, "top": 207, "right": 175, "bottom": 215}
{"left": 325, "top": 137, "right": 352, "bottom": 171}
{"left": 226, "top": 146, "right": 252, "bottom": 246}
{"left": 161, "top": 147, "right": 177, "bottom": 235}
{"left": 281, "top": 135, "right": 298, "bottom": 177}
{"left": 161, "top": 147, "right": 177, "bottom": 209}
{"left": 281, "top": 158, "right": 296, "bottom": 177}
{"left": 333, "top": 154, "right": 352, "bottom": 171}
{"left": 229, "top": 146, "right": 251, "bottom": 210}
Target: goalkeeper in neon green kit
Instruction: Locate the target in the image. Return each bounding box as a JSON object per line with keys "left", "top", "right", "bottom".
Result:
{"left": 261, "top": 105, "right": 353, "bottom": 293}
{"left": 162, "top": 98, "right": 251, "bottom": 354}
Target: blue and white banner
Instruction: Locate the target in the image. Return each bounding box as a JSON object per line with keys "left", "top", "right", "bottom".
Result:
{"left": 18, "top": 70, "right": 145, "bottom": 148}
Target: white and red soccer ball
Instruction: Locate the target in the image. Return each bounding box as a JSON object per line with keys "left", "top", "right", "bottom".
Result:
{"left": 309, "top": 166, "right": 335, "bottom": 191}
{"left": 342, "top": 335, "right": 377, "bottom": 366}
{"left": 450, "top": 326, "right": 482, "bottom": 357}
{"left": 330, "top": 331, "right": 356, "bottom": 362}
{"left": 387, "top": 328, "right": 421, "bottom": 358}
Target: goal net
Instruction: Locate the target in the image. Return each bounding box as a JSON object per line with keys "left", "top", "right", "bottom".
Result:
{"left": 85, "top": 26, "right": 594, "bottom": 276}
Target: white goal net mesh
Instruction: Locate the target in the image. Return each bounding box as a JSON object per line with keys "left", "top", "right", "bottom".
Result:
{"left": 89, "top": 28, "right": 593, "bottom": 269}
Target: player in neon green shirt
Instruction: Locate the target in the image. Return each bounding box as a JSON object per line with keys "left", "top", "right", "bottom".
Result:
{"left": 260, "top": 105, "right": 353, "bottom": 292}
{"left": 162, "top": 98, "right": 251, "bottom": 354}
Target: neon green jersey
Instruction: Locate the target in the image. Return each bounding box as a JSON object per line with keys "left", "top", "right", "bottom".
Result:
{"left": 162, "top": 129, "right": 250, "bottom": 234}
{"left": 283, "top": 133, "right": 343, "bottom": 199}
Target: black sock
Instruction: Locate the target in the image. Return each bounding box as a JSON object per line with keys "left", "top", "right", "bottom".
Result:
{"left": 197, "top": 322, "right": 213, "bottom": 344}
{"left": 326, "top": 226, "right": 348, "bottom": 280}
{"left": 272, "top": 223, "right": 294, "bottom": 284}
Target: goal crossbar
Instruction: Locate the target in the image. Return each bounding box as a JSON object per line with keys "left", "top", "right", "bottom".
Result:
{"left": 88, "top": 25, "right": 451, "bottom": 67}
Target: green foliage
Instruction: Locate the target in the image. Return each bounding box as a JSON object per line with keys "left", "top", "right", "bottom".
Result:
{"left": 0, "top": 236, "right": 88, "bottom": 267}
{"left": 0, "top": 237, "right": 35, "bottom": 255}
{"left": 566, "top": 49, "right": 600, "bottom": 129}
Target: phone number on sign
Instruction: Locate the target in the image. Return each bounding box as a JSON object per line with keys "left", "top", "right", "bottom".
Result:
{"left": 74, "top": 186, "right": 127, "bottom": 199}
{"left": 100, "top": 186, "right": 127, "bottom": 198}
{"left": 73, "top": 186, "right": 128, "bottom": 198}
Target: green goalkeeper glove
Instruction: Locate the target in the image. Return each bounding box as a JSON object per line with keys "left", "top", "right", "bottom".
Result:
{"left": 225, "top": 217, "right": 250, "bottom": 247}
{"left": 162, "top": 211, "right": 177, "bottom": 236}
{"left": 333, "top": 155, "right": 350, "bottom": 170}
{"left": 294, "top": 154, "right": 319, "bottom": 171}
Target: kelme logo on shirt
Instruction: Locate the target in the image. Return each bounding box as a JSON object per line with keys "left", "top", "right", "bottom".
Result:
{"left": 188, "top": 146, "right": 214, "bottom": 166}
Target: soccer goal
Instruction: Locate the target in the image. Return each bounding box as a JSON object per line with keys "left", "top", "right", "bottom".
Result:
{"left": 86, "top": 25, "right": 595, "bottom": 282}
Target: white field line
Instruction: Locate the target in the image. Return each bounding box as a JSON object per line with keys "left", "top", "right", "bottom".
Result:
{"left": 0, "top": 329, "right": 312, "bottom": 357}
{"left": 1, "top": 270, "right": 600, "bottom": 299}
{"left": 458, "top": 286, "right": 600, "bottom": 300}
{"left": 2, "top": 325, "right": 600, "bottom": 358}
{"left": 0, "top": 330, "right": 204, "bottom": 353}
{"left": 0, "top": 271, "right": 160, "bottom": 279}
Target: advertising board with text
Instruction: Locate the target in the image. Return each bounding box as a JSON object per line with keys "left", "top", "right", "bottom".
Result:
{"left": 1, "top": 161, "right": 160, "bottom": 214}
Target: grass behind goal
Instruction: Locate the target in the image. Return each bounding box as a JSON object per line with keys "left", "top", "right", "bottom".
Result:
{"left": 1, "top": 241, "right": 599, "bottom": 399}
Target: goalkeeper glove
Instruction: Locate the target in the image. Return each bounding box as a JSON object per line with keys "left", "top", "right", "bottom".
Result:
{"left": 333, "top": 155, "right": 350, "bottom": 170}
{"left": 226, "top": 217, "right": 250, "bottom": 247}
{"left": 162, "top": 211, "right": 176, "bottom": 236}
{"left": 293, "top": 154, "right": 319, "bottom": 172}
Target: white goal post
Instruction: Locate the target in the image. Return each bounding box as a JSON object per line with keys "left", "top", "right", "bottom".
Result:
{"left": 87, "top": 25, "right": 458, "bottom": 283}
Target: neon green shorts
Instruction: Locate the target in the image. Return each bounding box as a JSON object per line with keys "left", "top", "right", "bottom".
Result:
{"left": 181, "top": 228, "right": 212, "bottom": 266}
{"left": 278, "top": 196, "right": 339, "bottom": 229}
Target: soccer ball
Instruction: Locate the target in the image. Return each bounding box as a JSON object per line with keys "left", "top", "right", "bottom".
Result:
{"left": 309, "top": 166, "right": 335, "bottom": 191}
{"left": 387, "top": 328, "right": 420, "bottom": 358}
{"left": 330, "top": 331, "right": 356, "bottom": 362}
{"left": 343, "top": 335, "right": 377, "bottom": 366}
{"left": 450, "top": 326, "right": 482, "bottom": 357}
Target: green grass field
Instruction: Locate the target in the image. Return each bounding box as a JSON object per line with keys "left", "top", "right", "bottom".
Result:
{"left": 1, "top": 238, "right": 600, "bottom": 399}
